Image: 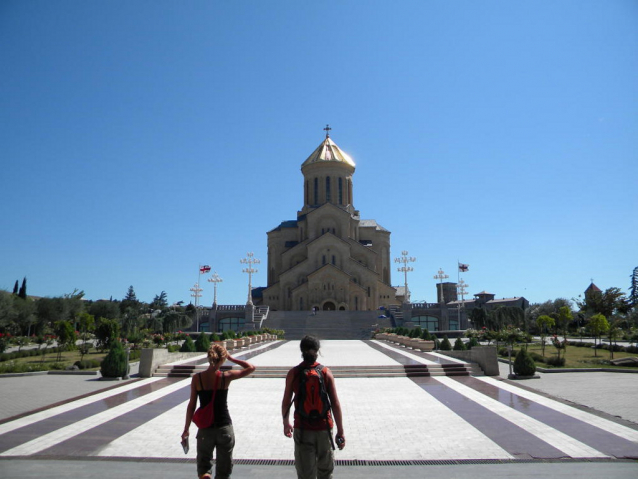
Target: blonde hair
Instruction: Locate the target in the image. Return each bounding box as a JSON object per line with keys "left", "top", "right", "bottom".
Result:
{"left": 207, "top": 343, "right": 228, "bottom": 365}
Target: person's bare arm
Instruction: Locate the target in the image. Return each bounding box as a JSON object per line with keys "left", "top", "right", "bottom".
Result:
{"left": 326, "top": 369, "right": 345, "bottom": 449}
{"left": 224, "top": 355, "right": 256, "bottom": 381}
{"left": 182, "top": 376, "right": 198, "bottom": 440}
{"left": 281, "top": 369, "right": 295, "bottom": 437}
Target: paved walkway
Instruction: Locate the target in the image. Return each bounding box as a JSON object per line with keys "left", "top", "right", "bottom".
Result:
{"left": 0, "top": 340, "right": 637, "bottom": 478}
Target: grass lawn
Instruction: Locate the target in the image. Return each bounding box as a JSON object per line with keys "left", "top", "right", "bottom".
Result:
{"left": 506, "top": 342, "right": 638, "bottom": 369}
{"left": 0, "top": 348, "right": 132, "bottom": 374}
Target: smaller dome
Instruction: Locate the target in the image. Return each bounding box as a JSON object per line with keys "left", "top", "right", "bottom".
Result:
{"left": 302, "top": 137, "right": 355, "bottom": 169}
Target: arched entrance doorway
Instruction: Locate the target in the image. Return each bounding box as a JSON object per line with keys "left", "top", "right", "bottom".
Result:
{"left": 323, "top": 301, "right": 336, "bottom": 311}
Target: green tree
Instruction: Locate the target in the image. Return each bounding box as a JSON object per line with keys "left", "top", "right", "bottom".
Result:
{"left": 536, "top": 315, "right": 555, "bottom": 357}
{"left": 513, "top": 348, "right": 536, "bottom": 376}
{"left": 630, "top": 267, "right": 638, "bottom": 309}
{"left": 587, "top": 313, "right": 609, "bottom": 357}
{"left": 556, "top": 306, "right": 573, "bottom": 341}
{"left": 88, "top": 301, "right": 120, "bottom": 321}
{"left": 580, "top": 287, "right": 629, "bottom": 319}
{"left": 18, "top": 277, "right": 27, "bottom": 299}
{"left": 13, "top": 297, "right": 36, "bottom": 336}
{"left": 468, "top": 308, "right": 487, "bottom": 329}
{"left": 439, "top": 335, "right": 452, "bottom": 351}
{"left": 95, "top": 317, "right": 121, "bottom": 351}
{"left": 453, "top": 337, "right": 467, "bottom": 351}
{"left": 101, "top": 340, "right": 128, "bottom": 378}
{"left": 180, "top": 335, "right": 196, "bottom": 352}
{"left": 12, "top": 280, "right": 19, "bottom": 295}
{"left": 150, "top": 291, "right": 168, "bottom": 310}
{"left": 195, "top": 332, "right": 211, "bottom": 352}
{"left": 54, "top": 320, "right": 76, "bottom": 361}
{"left": 0, "top": 291, "right": 18, "bottom": 333}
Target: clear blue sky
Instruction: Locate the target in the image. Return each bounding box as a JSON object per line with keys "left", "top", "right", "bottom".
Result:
{"left": 2, "top": 1, "right": 636, "bottom": 308}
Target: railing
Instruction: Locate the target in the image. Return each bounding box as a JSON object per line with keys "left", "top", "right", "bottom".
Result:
{"left": 410, "top": 302, "right": 439, "bottom": 310}
{"left": 216, "top": 305, "right": 246, "bottom": 311}
{"left": 253, "top": 305, "right": 269, "bottom": 329}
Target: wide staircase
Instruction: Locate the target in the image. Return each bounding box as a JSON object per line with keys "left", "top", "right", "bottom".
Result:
{"left": 263, "top": 310, "right": 392, "bottom": 340}
{"left": 153, "top": 362, "right": 479, "bottom": 378}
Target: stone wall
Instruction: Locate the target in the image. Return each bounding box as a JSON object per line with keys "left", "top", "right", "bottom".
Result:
{"left": 437, "top": 346, "right": 499, "bottom": 376}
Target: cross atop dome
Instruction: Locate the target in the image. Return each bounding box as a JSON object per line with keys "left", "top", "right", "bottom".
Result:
{"left": 323, "top": 124, "right": 331, "bottom": 138}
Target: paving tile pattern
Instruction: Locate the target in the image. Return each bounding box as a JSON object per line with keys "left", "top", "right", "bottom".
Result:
{"left": 0, "top": 340, "right": 637, "bottom": 464}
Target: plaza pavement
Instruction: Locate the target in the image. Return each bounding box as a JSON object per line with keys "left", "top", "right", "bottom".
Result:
{"left": 0, "top": 339, "right": 637, "bottom": 478}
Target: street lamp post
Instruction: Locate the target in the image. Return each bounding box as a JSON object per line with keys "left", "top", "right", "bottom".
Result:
{"left": 207, "top": 272, "right": 223, "bottom": 308}
{"left": 394, "top": 250, "right": 416, "bottom": 303}
{"left": 456, "top": 278, "right": 469, "bottom": 326}
{"left": 189, "top": 282, "right": 203, "bottom": 332}
{"left": 240, "top": 252, "right": 260, "bottom": 306}
{"left": 433, "top": 268, "right": 449, "bottom": 303}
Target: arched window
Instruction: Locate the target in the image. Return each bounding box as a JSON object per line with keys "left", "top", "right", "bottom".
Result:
{"left": 314, "top": 178, "right": 318, "bottom": 204}
{"left": 338, "top": 178, "right": 343, "bottom": 204}
{"left": 332, "top": 255, "right": 336, "bottom": 265}
{"left": 326, "top": 177, "right": 331, "bottom": 202}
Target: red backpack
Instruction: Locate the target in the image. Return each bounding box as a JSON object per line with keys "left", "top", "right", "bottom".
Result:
{"left": 295, "top": 364, "right": 331, "bottom": 421}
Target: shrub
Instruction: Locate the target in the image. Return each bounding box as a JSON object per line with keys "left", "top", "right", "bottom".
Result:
{"left": 439, "top": 335, "right": 452, "bottom": 351}
{"left": 74, "top": 359, "right": 102, "bottom": 370}
{"left": 529, "top": 352, "right": 546, "bottom": 363}
{"left": 180, "top": 335, "right": 196, "bottom": 352}
{"left": 546, "top": 356, "right": 566, "bottom": 367}
{"left": 513, "top": 348, "right": 536, "bottom": 376}
{"left": 195, "top": 333, "right": 211, "bottom": 352}
{"left": 498, "top": 347, "right": 509, "bottom": 357}
{"left": 453, "top": 338, "right": 467, "bottom": 351}
{"left": 420, "top": 329, "right": 431, "bottom": 341}
{"left": 101, "top": 341, "right": 128, "bottom": 378}
{"left": 467, "top": 337, "right": 479, "bottom": 349}
{"left": 167, "top": 345, "right": 180, "bottom": 353}
{"left": 211, "top": 333, "right": 221, "bottom": 342}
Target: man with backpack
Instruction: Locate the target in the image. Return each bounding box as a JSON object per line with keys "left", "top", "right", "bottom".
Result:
{"left": 282, "top": 335, "right": 346, "bottom": 479}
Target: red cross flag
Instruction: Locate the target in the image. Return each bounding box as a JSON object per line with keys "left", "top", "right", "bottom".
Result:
{"left": 199, "top": 265, "right": 211, "bottom": 274}
{"left": 458, "top": 263, "right": 469, "bottom": 273}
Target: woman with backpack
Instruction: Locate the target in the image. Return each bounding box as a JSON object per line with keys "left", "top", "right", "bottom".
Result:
{"left": 182, "top": 342, "right": 255, "bottom": 479}
{"left": 282, "top": 335, "right": 346, "bottom": 479}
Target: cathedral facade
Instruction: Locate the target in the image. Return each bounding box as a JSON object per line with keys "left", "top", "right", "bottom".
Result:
{"left": 261, "top": 131, "right": 397, "bottom": 311}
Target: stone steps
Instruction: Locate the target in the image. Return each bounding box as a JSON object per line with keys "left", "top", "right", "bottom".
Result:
{"left": 152, "top": 363, "right": 477, "bottom": 378}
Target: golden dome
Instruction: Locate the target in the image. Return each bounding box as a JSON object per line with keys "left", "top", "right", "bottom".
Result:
{"left": 301, "top": 137, "right": 355, "bottom": 169}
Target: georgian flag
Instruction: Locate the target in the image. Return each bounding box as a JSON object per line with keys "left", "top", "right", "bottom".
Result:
{"left": 200, "top": 265, "right": 211, "bottom": 274}
{"left": 458, "top": 263, "right": 469, "bottom": 272}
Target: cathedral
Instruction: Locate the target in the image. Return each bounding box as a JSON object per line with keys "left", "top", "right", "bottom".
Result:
{"left": 260, "top": 128, "right": 397, "bottom": 311}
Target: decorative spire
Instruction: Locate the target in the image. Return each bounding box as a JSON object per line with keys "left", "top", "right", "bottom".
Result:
{"left": 323, "top": 124, "right": 332, "bottom": 138}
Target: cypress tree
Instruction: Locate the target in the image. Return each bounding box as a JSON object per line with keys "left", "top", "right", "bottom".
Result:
{"left": 195, "top": 332, "right": 211, "bottom": 352}
{"left": 453, "top": 337, "right": 467, "bottom": 351}
{"left": 180, "top": 335, "right": 196, "bottom": 352}
{"left": 101, "top": 341, "right": 128, "bottom": 378}
{"left": 440, "top": 335, "right": 452, "bottom": 351}
{"left": 18, "top": 277, "right": 27, "bottom": 299}
{"left": 513, "top": 348, "right": 537, "bottom": 376}
{"left": 13, "top": 280, "right": 19, "bottom": 295}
